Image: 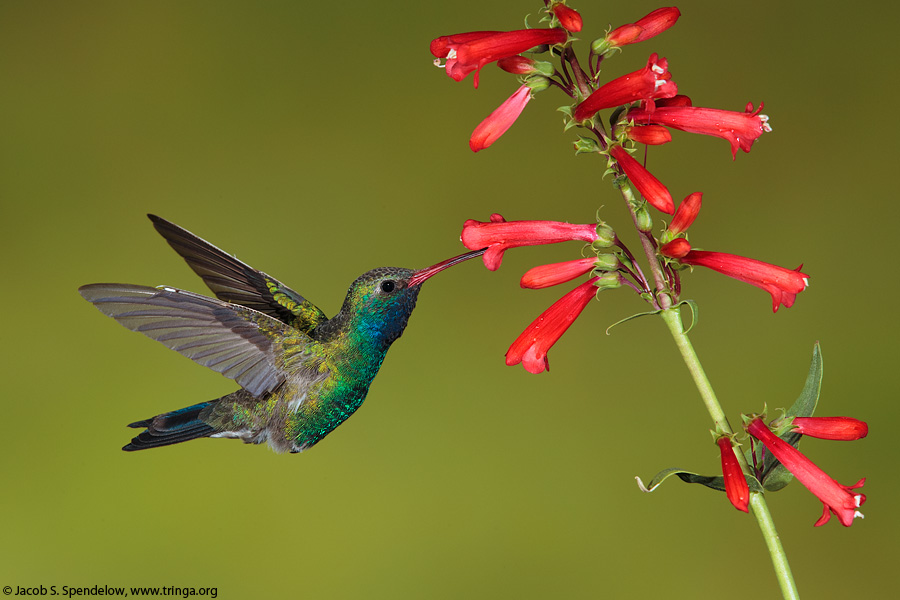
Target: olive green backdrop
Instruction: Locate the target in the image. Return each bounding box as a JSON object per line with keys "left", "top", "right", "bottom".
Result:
{"left": 2, "top": 1, "right": 896, "bottom": 598}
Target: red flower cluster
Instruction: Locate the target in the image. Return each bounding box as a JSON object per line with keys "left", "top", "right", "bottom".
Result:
{"left": 746, "top": 417, "right": 867, "bottom": 527}
{"left": 660, "top": 196, "right": 809, "bottom": 312}
{"left": 461, "top": 214, "right": 619, "bottom": 373}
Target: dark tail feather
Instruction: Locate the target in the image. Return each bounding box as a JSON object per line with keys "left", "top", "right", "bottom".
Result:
{"left": 123, "top": 401, "right": 217, "bottom": 451}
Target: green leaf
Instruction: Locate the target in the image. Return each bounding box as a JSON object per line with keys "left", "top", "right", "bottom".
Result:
{"left": 605, "top": 301, "right": 697, "bottom": 335}
{"left": 676, "top": 300, "right": 699, "bottom": 334}
{"left": 636, "top": 467, "right": 763, "bottom": 494}
{"left": 749, "top": 343, "right": 824, "bottom": 491}
{"left": 785, "top": 342, "right": 824, "bottom": 419}
{"left": 605, "top": 309, "right": 660, "bottom": 334}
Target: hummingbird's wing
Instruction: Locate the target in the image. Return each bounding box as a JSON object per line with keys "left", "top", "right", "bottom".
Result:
{"left": 148, "top": 215, "right": 328, "bottom": 335}
{"left": 79, "top": 283, "right": 319, "bottom": 397}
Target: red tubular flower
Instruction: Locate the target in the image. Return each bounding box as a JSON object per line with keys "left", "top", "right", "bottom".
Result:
{"left": 606, "top": 7, "right": 682, "bottom": 47}
{"left": 470, "top": 85, "right": 532, "bottom": 152}
{"left": 506, "top": 277, "right": 599, "bottom": 373}
{"left": 574, "top": 53, "right": 677, "bottom": 121}
{"left": 431, "top": 29, "right": 567, "bottom": 88}
{"left": 677, "top": 250, "right": 809, "bottom": 312}
{"left": 792, "top": 417, "right": 869, "bottom": 441}
{"left": 746, "top": 418, "right": 866, "bottom": 527}
{"left": 667, "top": 192, "right": 702, "bottom": 235}
{"left": 609, "top": 145, "right": 674, "bottom": 214}
{"left": 520, "top": 257, "right": 598, "bottom": 289}
{"left": 626, "top": 125, "right": 672, "bottom": 145}
{"left": 552, "top": 4, "right": 583, "bottom": 33}
{"left": 628, "top": 102, "right": 772, "bottom": 159}
{"left": 717, "top": 437, "right": 750, "bottom": 513}
{"left": 461, "top": 214, "right": 599, "bottom": 271}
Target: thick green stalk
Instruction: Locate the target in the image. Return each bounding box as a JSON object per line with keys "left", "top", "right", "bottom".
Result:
{"left": 659, "top": 308, "right": 799, "bottom": 600}
{"left": 613, "top": 166, "right": 798, "bottom": 597}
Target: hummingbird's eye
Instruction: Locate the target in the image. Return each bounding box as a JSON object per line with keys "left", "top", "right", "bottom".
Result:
{"left": 380, "top": 280, "right": 396, "bottom": 293}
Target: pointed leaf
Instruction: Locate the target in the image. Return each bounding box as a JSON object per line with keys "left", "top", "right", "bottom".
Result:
{"left": 605, "top": 309, "right": 661, "bottom": 335}
{"left": 636, "top": 467, "right": 763, "bottom": 494}
{"left": 751, "top": 343, "right": 824, "bottom": 491}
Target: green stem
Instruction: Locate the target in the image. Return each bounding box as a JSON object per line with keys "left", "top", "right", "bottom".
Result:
{"left": 659, "top": 308, "right": 799, "bottom": 600}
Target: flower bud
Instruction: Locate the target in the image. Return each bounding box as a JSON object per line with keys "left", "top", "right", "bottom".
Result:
{"left": 717, "top": 436, "right": 750, "bottom": 513}
{"left": 593, "top": 253, "right": 620, "bottom": 271}
{"left": 606, "top": 7, "right": 681, "bottom": 49}
{"left": 634, "top": 205, "right": 653, "bottom": 232}
{"left": 594, "top": 272, "right": 622, "bottom": 290}
{"left": 594, "top": 223, "right": 616, "bottom": 247}
{"left": 497, "top": 57, "right": 556, "bottom": 78}
{"left": 626, "top": 125, "right": 672, "bottom": 146}
{"left": 552, "top": 4, "right": 583, "bottom": 33}
{"left": 525, "top": 75, "right": 551, "bottom": 93}
{"left": 791, "top": 417, "right": 869, "bottom": 441}
{"left": 660, "top": 238, "right": 691, "bottom": 258}
{"left": 668, "top": 192, "right": 703, "bottom": 235}
{"left": 497, "top": 56, "right": 536, "bottom": 74}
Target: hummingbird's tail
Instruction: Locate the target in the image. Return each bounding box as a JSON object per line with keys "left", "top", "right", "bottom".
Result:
{"left": 123, "top": 401, "right": 217, "bottom": 451}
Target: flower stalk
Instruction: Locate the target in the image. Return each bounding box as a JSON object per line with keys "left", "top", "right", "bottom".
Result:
{"left": 660, "top": 308, "right": 799, "bottom": 599}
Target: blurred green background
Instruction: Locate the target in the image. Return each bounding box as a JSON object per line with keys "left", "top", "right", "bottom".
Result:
{"left": 2, "top": 0, "right": 897, "bottom": 597}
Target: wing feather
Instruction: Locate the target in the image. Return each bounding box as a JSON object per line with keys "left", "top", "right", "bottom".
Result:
{"left": 148, "top": 215, "right": 328, "bottom": 333}
{"left": 78, "top": 283, "right": 308, "bottom": 397}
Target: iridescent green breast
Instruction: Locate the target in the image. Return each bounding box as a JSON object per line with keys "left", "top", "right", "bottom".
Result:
{"left": 284, "top": 266, "right": 423, "bottom": 450}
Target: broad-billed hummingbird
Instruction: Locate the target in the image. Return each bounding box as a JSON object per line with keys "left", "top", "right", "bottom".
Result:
{"left": 79, "top": 215, "right": 485, "bottom": 453}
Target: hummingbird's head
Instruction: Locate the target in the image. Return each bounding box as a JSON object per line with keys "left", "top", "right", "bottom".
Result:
{"left": 338, "top": 248, "right": 486, "bottom": 348}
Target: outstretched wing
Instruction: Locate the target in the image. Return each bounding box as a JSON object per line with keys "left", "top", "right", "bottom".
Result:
{"left": 148, "top": 214, "right": 328, "bottom": 334}
{"left": 79, "top": 283, "right": 315, "bottom": 397}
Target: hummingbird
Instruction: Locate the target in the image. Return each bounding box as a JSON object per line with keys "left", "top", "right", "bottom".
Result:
{"left": 79, "top": 215, "right": 485, "bottom": 453}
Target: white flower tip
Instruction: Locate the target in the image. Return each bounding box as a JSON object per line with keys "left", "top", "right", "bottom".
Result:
{"left": 854, "top": 510, "right": 865, "bottom": 520}
{"left": 854, "top": 494, "right": 864, "bottom": 508}
{"left": 433, "top": 58, "right": 446, "bottom": 69}
{"left": 651, "top": 64, "right": 665, "bottom": 74}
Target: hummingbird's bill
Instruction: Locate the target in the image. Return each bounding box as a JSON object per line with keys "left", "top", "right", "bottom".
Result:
{"left": 408, "top": 247, "right": 487, "bottom": 287}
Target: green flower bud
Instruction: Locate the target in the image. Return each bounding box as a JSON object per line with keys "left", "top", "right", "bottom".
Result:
{"left": 532, "top": 60, "right": 556, "bottom": 78}
{"left": 525, "top": 75, "right": 551, "bottom": 93}
{"left": 594, "top": 222, "right": 616, "bottom": 247}
{"left": 635, "top": 206, "right": 653, "bottom": 232}
{"left": 594, "top": 272, "right": 622, "bottom": 290}
{"left": 593, "top": 254, "right": 620, "bottom": 271}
